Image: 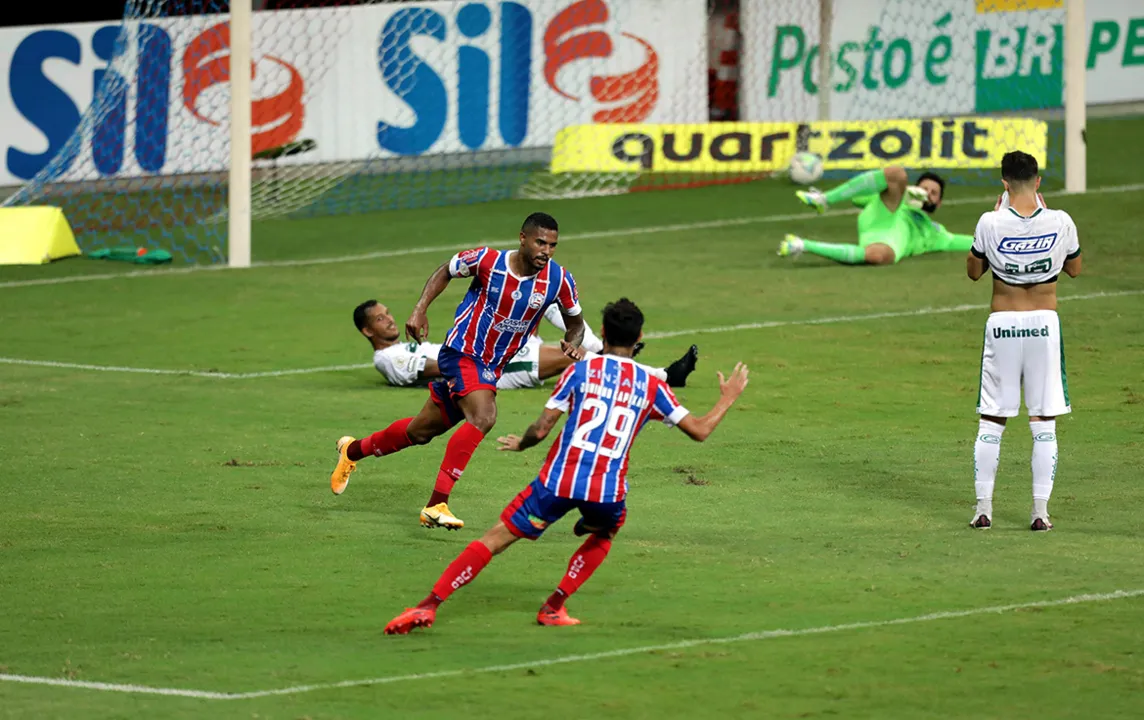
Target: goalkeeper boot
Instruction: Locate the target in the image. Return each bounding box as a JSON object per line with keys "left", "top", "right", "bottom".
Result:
{"left": 420, "top": 502, "right": 464, "bottom": 530}
{"left": 384, "top": 607, "right": 436, "bottom": 635}
{"left": 778, "top": 234, "right": 805, "bottom": 259}
{"left": 537, "top": 604, "right": 581, "bottom": 626}
{"left": 330, "top": 435, "right": 357, "bottom": 495}
{"left": 795, "top": 188, "right": 828, "bottom": 213}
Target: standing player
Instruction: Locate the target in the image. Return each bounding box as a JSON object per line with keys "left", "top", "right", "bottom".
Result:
{"left": 967, "top": 151, "right": 1081, "bottom": 531}
{"left": 328, "top": 212, "right": 585, "bottom": 531}
{"left": 356, "top": 300, "right": 699, "bottom": 389}
{"left": 777, "top": 167, "right": 975, "bottom": 265}
{"left": 383, "top": 298, "right": 750, "bottom": 633}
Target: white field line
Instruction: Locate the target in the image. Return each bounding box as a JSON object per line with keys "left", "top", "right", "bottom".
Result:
{"left": 1, "top": 588, "right": 1141, "bottom": 700}
{"left": 644, "top": 289, "right": 1144, "bottom": 339}
{"left": 1, "top": 289, "right": 1139, "bottom": 379}
{"left": 0, "top": 357, "right": 372, "bottom": 379}
{"left": 2, "top": 183, "right": 1142, "bottom": 291}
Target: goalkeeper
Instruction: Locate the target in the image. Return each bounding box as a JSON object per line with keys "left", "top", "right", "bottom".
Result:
{"left": 777, "top": 167, "right": 975, "bottom": 265}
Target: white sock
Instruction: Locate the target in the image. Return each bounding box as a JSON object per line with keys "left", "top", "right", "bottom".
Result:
{"left": 1030, "top": 420, "right": 1057, "bottom": 518}
{"left": 974, "top": 419, "right": 1005, "bottom": 516}
{"left": 543, "top": 305, "right": 604, "bottom": 353}
{"left": 581, "top": 325, "right": 604, "bottom": 353}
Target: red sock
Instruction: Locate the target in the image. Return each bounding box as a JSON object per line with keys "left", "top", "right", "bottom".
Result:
{"left": 427, "top": 422, "right": 485, "bottom": 506}
{"left": 546, "top": 536, "right": 612, "bottom": 609}
{"left": 423, "top": 541, "right": 493, "bottom": 606}
{"left": 350, "top": 418, "right": 414, "bottom": 461}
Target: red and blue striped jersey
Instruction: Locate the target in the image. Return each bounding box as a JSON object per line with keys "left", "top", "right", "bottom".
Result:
{"left": 444, "top": 247, "right": 580, "bottom": 370}
{"left": 539, "top": 355, "right": 690, "bottom": 502}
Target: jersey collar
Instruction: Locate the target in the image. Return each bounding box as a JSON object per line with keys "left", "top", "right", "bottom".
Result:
{"left": 1007, "top": 207, "right": 1043, "bottom": 220}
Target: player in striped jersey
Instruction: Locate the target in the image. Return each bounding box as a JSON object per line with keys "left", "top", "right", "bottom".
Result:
{"left": 356, "top": 300, "right": 699, "bottom": 389}
{"left": 383, "top": 298, "right": 749, "bottom": 634}
{"left": 328, "top": 213, "right": 586, "bottom": 531}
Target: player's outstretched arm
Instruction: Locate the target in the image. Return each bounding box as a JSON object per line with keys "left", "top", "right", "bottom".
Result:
{"left": 406, "top": 263, "right": 452, "bottom": 342}
{"left": 676, "top": 363, "right": 749, "bottom": 442}
{"left": 497, "top": 407, "right": 565, "bottom": 452}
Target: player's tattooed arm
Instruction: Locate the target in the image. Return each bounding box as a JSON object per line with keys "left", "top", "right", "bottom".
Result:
{"left": 406, "top": 263, "right": 452, "bottom": 342}
{"left": 559, "top": 312, "right": 586, "bottom": 360}
{"left": 496, "top": 407, "right": 564, "bottom": 452}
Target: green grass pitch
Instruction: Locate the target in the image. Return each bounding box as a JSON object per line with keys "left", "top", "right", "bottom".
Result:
{"left": 1, "top": 116, "right": 1143, "bottom": 719}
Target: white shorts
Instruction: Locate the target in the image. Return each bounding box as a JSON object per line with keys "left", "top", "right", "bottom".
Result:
{"left": 977, "top": 310, "right": 1071, "bottom": 418}
{"left": 496, "top": 337, "right": 543, "bottom": 390}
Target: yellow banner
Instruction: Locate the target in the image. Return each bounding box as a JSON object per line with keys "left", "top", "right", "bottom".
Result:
{"left": 551, "top": 118, "right": 1048, "bottom": 174}
{"left": 975, "top": 0, "right": 1061, "bottom": 13}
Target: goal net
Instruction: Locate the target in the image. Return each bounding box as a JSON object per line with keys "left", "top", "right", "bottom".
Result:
{"left": 737, "top": 0, "right": 1084, "bottom": 190}
{"left": 0, "top": 0, "right": 710, "bottom": 263}
{"left": 1, "top": 0, "right": 1092, "bottom": 264}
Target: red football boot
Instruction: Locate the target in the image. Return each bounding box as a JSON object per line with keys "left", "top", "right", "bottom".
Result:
{"left": 384, "top": 607, "right": 436, "bottom": 635}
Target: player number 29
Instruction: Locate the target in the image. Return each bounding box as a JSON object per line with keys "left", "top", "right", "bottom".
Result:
{"left": 570, "top": 399, "right": 637, "bottom": 459}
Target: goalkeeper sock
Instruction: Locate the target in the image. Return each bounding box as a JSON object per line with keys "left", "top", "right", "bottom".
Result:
{"left": 974, "top": 419, "right": 1005, "bottom": 516}
{"left": 824, "top": 169, "right": 888, "bottom": 206}
{"left": 930, "top": 233, "right": 976, "bottom": 253}
{"left": 1030, "top": 420, "right": 1057, "bottom": 517}
{"left": 802, "top": 240, "right": 866, "bottom": 265}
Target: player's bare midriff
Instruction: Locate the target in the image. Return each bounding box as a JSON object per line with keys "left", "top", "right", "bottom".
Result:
{"left": 990, "top": 277, "right": 1058, "bottom": 313}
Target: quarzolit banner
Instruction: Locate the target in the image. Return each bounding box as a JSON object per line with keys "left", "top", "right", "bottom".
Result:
{"left": 551, "top": 117, "right": 1048, "bottom": 173}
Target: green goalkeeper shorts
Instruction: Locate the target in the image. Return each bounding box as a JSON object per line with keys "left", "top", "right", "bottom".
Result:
{"left": 856, "top": 197, "right": 912, "bottom": 264}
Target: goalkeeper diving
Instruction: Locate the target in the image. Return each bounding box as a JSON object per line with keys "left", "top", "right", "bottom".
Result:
{"left": 778, "top": 167, "right": 977, "bottom": 265}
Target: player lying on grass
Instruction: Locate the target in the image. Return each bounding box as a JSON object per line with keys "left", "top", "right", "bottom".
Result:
{"left": 329, "top": 212, "right": 585, "bottom": 531}
{"left": 777, "top": 167, "right": 976, "bottom": 265}
{"left": 355, "top": 299, "right": 699, "bottom": 389}
{"left": 383, "top": 298, "right": 750, "bottom": 634}
{"left": 967, "top": 150, "right": 1080, "bottom": 532}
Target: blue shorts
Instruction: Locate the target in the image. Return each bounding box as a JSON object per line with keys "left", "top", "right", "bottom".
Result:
{"left": 428, "top": 346, "right": 499, "bottom": 428}
{"left": 501, "top": 479, "right": 627, "bottom": 541}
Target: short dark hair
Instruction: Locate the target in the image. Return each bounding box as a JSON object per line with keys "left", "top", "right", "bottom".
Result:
{"left": 602, "top": 298, "right": 644, "bottom": 348}
{"left": 916, "top": 171, "right": 946, "bottom": 199}
{"left": 1001, "top": 151, "right": 1039, "bottom": 184}
{"left": 353, "top": 299, "right": 378, "bottom": 331}
{"left": 522, "top": 212, "right": 558, "bottom": 235}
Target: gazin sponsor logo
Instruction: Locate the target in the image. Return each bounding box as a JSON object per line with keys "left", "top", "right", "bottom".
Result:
{"left": 998, "top": 233, "right": 1057, "bottom": 254}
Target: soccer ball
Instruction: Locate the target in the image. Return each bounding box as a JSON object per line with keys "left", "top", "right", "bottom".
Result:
{"left": 787, "top": 152, "right": 824, "bottom": 185}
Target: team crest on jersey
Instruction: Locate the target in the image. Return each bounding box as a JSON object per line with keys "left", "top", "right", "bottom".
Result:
{"left": 528, "top": 292, "right": 546, "bottom": 309}
{"left": 481, "top": 368, "right": 496, "bottom": 383}
{"left": 998, "top": 233, "right": 1057, "bottom": 255}
{"left": 511, "top": 290, "right": 522, "bottom": 300}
